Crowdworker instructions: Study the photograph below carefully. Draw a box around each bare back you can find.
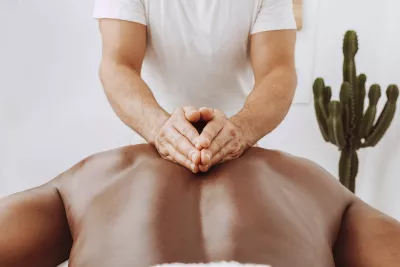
[52,144,353,267]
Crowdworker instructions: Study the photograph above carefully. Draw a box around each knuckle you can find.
[157,146,169,157]
[230,151,241,159]
[230,147,242,158]
[158,125,171,137]
[232,141,241,150]
[158,148,169,158]
[229,128,237,137]
[158,129,167,139]
[158,138,167,147]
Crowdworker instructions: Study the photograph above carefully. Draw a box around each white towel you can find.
[152,262,271,267]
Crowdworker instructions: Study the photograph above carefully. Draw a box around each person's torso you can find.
[141,0,261,116]
[58,145,351,267]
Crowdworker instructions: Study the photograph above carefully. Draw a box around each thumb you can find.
[183,106,201,123]
[199,107,214,121]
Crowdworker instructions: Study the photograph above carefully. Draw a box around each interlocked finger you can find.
[173,115,201,148]
[164,143,198,173]
[199,137,241,172]
[197,109,227,149]
[167,126,200,165]
[211,139,241,165]
[201,126,234,165]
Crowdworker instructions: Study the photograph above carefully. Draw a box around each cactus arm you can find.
[343,31,359,89]
[315,101,330,142]
[359,106,377,139]
[339,82,351,140]
[324,86,332,115]
[327,118,337,146]
[359,84,382,139]
[363,85,399,147]
[342,31,359,147]
[327,101,346,149]
[356,74,367,133]
[313,78,330,142]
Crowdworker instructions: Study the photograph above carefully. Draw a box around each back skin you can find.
[1,144,399,267]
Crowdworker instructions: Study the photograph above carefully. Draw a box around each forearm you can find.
[0,185,72,267]
[100,61,169,144]
[231,66,297,146]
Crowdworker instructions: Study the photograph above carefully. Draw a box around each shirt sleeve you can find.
[93,0,147,25]
[251,0,297,34]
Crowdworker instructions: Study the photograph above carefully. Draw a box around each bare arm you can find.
[334,199,400,267]
[0,185,72,267]
[98,19,216,172]
[231,30,297,146]
[98,19,169,144]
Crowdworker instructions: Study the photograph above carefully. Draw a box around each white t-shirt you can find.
[93,0,296,117]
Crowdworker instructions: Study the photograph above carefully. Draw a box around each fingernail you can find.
[200,165,209,172]
[195,143,202,150]
[191,164,196,173]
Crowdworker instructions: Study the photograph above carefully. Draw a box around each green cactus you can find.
[339,82,351,135]
[313,30,399,193]
[359,85,381,139]
[363,85,399,147]
[327,101,346,148]
[313,78,329,142]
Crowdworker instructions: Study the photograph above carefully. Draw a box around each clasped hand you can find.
[154,106,250,173]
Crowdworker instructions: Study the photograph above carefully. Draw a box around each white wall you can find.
[1,0,399,220]
[260,0,400,219]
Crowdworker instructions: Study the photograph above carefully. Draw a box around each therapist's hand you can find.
[154,106,213,173]
[196,109,250,172]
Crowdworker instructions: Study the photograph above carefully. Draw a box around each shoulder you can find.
[242,147,354,201]
[51,144,159,193]
[55,144,156,180]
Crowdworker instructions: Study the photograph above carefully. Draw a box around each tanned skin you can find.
[1,145,400,267]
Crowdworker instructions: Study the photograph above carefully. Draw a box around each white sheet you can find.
[152,262,271,267]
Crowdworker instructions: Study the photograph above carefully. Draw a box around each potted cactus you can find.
[313,30,399,193]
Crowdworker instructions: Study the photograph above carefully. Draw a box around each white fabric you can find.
[152,262,271,267]
[93,0,296,117]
